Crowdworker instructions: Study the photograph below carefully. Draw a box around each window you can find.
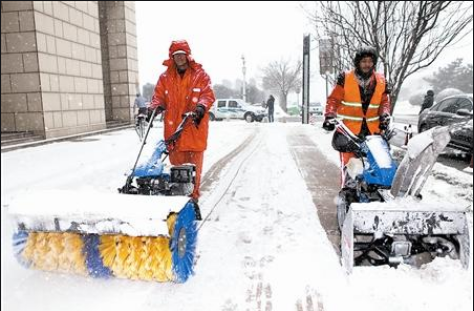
[434,98,455,112]
[229,101,239,108]
[217,101,226,108]
[442,100,460,113]
[457,99,473,112]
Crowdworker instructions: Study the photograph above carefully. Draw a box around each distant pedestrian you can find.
[134,93,148,115]
[266,95,275,123]
[134,93,148,126]
[419,90,435,114]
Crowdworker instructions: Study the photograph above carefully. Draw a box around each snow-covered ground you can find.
[2,121,472,311]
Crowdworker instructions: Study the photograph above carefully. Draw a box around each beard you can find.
[355,66,373,80]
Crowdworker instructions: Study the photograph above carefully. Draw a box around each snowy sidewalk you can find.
[190,124,346,311]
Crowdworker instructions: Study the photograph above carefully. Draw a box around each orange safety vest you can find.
[338,70,385,135]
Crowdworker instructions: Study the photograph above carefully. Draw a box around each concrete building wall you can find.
[1,1,44,135]
[33,1,106,138]
[1,1,139,140]
[99,1,138,123]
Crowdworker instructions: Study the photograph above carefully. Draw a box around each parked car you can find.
[300,102,324,116]
[418,93,473,153]
[310,102,324,116]
[209,99,267,122]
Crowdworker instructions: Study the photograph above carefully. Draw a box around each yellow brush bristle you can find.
[63,233,87,274]
[98,213,177,282]
[99,235,173,281]
[98,235,118,267]
[22,232,38,264]
[22,232,86,275]
[19,213,178,281]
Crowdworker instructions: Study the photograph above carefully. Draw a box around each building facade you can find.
[1,1,139,139]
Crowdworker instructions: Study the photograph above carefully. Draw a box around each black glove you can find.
[322,116,336,131]
[193,105,206,125]
[146,106,164,123]
[379,113,391,131]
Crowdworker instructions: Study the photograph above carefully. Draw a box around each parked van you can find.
[210,99,267,122]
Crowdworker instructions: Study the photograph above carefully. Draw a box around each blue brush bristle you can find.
[171,202,198,283]
[83,234,113,278]
[12,230,31,268]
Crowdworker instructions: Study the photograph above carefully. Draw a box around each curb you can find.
[1,125,134,153]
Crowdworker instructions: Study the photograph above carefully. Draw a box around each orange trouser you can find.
[339,152,356,188]
[169,150,204,200]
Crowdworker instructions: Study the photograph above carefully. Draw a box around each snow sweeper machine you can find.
[9,111,200,283]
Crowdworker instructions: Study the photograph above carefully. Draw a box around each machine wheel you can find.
[245,113,255,123]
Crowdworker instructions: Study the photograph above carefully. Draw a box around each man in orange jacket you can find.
[149,40,216,219]
[323,46,392,190]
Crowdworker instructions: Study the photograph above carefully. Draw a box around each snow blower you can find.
[9,111,200,282]
[331,120,470,273]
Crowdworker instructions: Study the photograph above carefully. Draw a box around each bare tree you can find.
[305,1,473,112]
[262,59,302,112]
[424,58,473,93]
[213,84,236,99]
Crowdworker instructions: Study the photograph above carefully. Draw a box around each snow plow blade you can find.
[391,126,451,198]
[341,201,470,274]
[8,190,198,283]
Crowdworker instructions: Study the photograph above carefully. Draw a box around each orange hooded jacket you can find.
[150,40,216,152]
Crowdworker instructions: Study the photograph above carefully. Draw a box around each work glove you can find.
[193,104,206,126]
[322,116,336,131]
[146,106,165,123]
[379,113,391,131]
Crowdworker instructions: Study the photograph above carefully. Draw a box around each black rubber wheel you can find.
[244,113,255,123]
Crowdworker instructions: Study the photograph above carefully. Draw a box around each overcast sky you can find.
[136,1,473,103]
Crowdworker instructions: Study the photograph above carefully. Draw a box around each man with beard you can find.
[322,46,391,193]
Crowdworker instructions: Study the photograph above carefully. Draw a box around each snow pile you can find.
[350,258,473,311]
[275,104,290,118]
[7,190,190,236]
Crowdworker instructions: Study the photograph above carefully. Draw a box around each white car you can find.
[300,102,324,116]
[209,99,267,122]
[309,102,323,115]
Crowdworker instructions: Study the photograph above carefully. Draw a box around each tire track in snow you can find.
[198,129,263,230]
[200,130,258,191]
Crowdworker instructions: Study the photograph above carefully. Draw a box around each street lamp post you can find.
[242,55,247,102]
[302,35,310,124]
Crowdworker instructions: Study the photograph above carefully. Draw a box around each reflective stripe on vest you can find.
[337,114,380,122]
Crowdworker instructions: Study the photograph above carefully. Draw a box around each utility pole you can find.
[242,55,247,102]
[302,35,310,124]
